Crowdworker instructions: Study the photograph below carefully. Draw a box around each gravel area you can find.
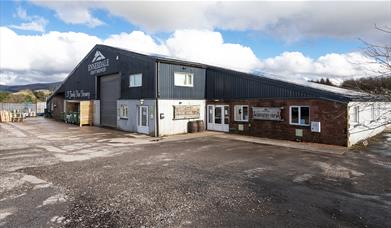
[1,118,390,227]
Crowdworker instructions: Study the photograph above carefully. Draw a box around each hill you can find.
[341,76,391,97]
[0,82,61,93]
[0,89,53,103]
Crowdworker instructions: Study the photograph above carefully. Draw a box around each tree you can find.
[362,25,391,78]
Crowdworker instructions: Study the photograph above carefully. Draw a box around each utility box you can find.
[311,121,321,133]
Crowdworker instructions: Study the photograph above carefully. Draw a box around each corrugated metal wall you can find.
[158,62,206,99]
[206,67,349,101]
[119,52,156,99]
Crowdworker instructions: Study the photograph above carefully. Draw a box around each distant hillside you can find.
[0,82,61,93]
[0,89,52,103]
[341,76,391,97]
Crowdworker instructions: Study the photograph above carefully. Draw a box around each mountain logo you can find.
[92,51,105,63]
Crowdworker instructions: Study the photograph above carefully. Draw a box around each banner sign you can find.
[66,90,91,99]
[252,107,281,121]
[173,105,200,119]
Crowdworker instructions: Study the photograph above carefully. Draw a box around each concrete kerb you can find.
[211,133,347,156]
[158,131,347,156]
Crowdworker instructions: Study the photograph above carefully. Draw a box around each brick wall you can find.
[207,99,348,146]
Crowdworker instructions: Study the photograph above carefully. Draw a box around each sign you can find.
[252,107,281,121]
[173,105,200,119]
[66,90,91,99]
[88,50,109,75]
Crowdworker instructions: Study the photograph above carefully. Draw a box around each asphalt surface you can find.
[1,118,391,227]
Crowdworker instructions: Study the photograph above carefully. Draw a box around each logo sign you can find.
[66,90,91,99]
[88,50,109,75]
[252,107,281,121]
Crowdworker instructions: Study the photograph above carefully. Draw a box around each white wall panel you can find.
[158,99,205,136]
[348,102,391,146]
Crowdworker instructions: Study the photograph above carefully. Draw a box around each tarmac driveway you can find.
[0,118,390,227]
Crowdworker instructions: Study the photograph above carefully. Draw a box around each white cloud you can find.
[104,31,169,55]
[0,27,382,85]
[10,7,48,32]
[0,27,101,84]
[30,1,391,42]
[165,30,260,72]
[260,51,381,83]
[32,1,103,27]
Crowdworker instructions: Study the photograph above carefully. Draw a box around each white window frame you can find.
[234,105,249,122]
[289,106,310,126]
[138,105,148,127]
[119,104,128,119]
[370,104,375,121]
[352,106,360,123]
[129,73,142,87]
[174,72,194,87]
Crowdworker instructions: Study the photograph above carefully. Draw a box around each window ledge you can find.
[289,123,310,127]
[174,85,194,87]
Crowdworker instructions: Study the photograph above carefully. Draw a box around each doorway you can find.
[207,105,229,132]
[137,105,149,134]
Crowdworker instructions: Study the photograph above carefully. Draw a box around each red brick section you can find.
[207,99,348,146]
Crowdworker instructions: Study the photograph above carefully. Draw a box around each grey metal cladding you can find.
[118,51,156,99]
[158,62,206,99]
[206,67,351,102]
[58,45,120,100]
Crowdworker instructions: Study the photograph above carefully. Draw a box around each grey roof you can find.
[49,44,384,102]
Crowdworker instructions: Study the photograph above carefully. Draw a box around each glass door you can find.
[137,106,149,134]
[207,105,229,132]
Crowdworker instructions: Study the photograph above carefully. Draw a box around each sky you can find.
[0,0,390,85]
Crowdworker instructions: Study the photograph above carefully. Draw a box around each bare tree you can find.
[341,25,391,100]
[362,25,391,77]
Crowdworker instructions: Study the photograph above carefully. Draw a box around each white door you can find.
[207,105,229,132]
[137,106,149,134]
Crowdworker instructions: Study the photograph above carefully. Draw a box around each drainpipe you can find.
[155,61,159,137]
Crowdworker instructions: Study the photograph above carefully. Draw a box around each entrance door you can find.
[207,105,229,132]
[137,106,149,134]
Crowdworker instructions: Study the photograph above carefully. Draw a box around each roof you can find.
[49,44,384,102]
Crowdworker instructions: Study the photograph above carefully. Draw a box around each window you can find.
[129,73,142,87]
[234,105,249,122]
[370,104,375,121]
[120,104,128,119]
[377,104,381,118]
[290,106,310,126]
[174,72,193,87]
[352,106,359,123]
[208,105,213,123]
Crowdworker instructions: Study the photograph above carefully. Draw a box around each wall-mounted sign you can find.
[173,105,200,119]
[66,90,91,99]
[88,50,109,75]
[252,107,282,121]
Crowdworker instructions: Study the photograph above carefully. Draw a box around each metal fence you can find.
[0,102,46,114]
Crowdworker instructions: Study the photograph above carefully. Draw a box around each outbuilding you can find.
[47,44,391,147]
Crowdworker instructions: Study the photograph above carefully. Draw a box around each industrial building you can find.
[47,44,391,147]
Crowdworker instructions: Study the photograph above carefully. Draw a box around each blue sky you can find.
[0,1,389,85]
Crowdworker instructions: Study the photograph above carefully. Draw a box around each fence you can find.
[0,102,46,114]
